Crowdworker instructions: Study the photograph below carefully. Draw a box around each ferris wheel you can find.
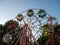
[2,9,58,45]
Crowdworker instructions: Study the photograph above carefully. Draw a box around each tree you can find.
[41,24,52,36]
[0,20,19,45]
[37,24,60,45]
[37,35,48,45]
[37,24,51,45]
[54,24,60,33]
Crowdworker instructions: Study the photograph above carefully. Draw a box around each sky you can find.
[0,0,60,24]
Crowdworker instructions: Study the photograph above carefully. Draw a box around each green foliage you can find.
[37,24,51,45]
[4,20,19,31]
[0,24,5,37]
[37,35,48,45]
[41,24,52,36]
[54,24,60,33]
[0,19,60,45]
[0,24,7,45]
[0,20,19,45]
[37,24,60,45]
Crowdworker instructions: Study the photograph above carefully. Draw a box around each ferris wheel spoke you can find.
[7,29,19,34]
[30,24,40,33]
[30,24,40,29]
[33,28,40,31]
[28,16,35,24]
[32,28,40,32]
[30,20,41,26]
[15,36,21,45]
[22,19,26,24]
[32,35,40,45]
[31,20,38,25]
[28,17,32,25]
[23,15,29,24]
[6,30,15,34]
[28,14,40,25]
[31,27,40,36]
[27,17,31,23]
[10,35,19,45]
[41,16,49,20]
[10,31,21,45]
[34,30,40,37]
[15,35,23,45]
[10,38,17,45]
[34,24,40,27]
[30,18,39,25]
